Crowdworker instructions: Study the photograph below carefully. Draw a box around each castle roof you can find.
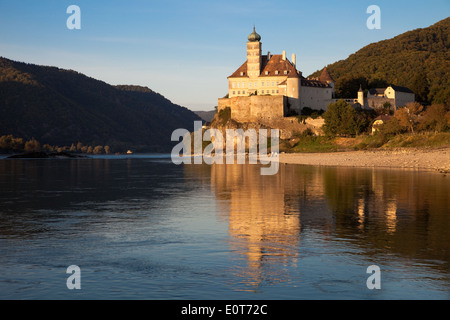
[228,54,300,79]
[369,85,414,95]
[319,67,334,83]
[369,88,386,95]
[301,78,331,88]
[388,85,414,94]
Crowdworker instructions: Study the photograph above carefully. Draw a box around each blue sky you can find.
[0,1,449,111]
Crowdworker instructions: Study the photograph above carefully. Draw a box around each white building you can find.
[359,85,415,110]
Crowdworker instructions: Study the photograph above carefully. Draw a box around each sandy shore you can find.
[279,147,450,173]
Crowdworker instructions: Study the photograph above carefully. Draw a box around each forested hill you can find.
[309,17,450,105]
[0,57,202,152]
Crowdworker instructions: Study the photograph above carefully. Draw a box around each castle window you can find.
[237,83,240,88]
[249,82,252,88]
[275,70,279,75]
[232,91,235,95]
[284,70,288,75]
[265,71,269,75]
[261,82,264,86]
[238,91,240,94]
[272,82,275,86]
[243,83,246,88]
[262,90,265,94]
[272,90,275,94]
[266,82,269,87]
[240,72,244,76]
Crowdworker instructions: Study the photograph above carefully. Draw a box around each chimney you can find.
[292,53,296,67]
[282,50,286,61]
[267,51,271,60]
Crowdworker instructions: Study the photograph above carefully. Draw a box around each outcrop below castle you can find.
[210,107,324,141]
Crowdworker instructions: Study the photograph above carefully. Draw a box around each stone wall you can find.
[218,95,286,123]
[366,97,395,110]
[394,92,415,108]
[300,85,333,111]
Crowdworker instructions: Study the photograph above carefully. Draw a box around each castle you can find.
[357,85,415,111]
[218,27,415,123]
[218,27,334,123]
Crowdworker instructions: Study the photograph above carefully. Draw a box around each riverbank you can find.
[279,147,450,173]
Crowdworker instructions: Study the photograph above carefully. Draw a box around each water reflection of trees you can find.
[0,159,183,238]
[323,167,450,266]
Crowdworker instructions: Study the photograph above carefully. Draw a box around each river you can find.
[0,155,448,299]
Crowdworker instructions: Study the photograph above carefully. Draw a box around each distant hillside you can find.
[0,57,201,152]
[194,110,216,122]
[309,17,450,105]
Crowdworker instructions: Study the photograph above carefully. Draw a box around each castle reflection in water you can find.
[185,163,450,288]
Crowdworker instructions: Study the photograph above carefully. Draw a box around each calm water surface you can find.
[0,154,448,299]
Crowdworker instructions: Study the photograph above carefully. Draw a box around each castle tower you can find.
[319,67,335,97]
[247,26,262,78]
[358,85,365,107]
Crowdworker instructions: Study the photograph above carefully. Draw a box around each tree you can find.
[379,117,404,136]
[323,100,362,136]
[368,78,389,89]
[410,72,430,105]
[355,108,377,133]
[93,145,104,154]
[420,104,449,132]
[0,135,24,151]
[335,76,368,99]
[394,102,424,133]
[24,138,41,152]
[381,102,393,115]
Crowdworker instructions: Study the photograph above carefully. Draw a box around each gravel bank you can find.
[279,147,450,173]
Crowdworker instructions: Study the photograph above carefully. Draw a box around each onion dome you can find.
[248,26,261,42]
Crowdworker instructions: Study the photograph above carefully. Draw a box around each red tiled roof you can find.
[228,61,248,78]
[374,115,392,122]
[228,54,300,79]
[301,79,331,88]
[319,67,334,82]
[260,55,299,78]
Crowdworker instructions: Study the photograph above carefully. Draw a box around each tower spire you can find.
[248,26,261,42]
